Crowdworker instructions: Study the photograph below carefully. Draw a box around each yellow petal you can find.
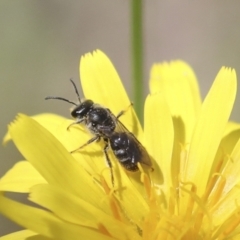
[231,233,240,240]
[210,121,240,178]
[149,61,201,143]
[210,136,240,226]
[224,121,240,137]
[213,135,240,206]
[0,230,38,240]
[144,93,174,194]
[210,184,240,227]
[223,147,240,181]
[103,151,150,228]
[183,67,237,196]
[80,49,143,138]
[29,184,140,240]
[4,113,107,179]
[0,194,113,240]
[3,114,67,145]
[221,123,240,155]
[29,184,112,226]
[24,235,47,240]
[0,161,46,193]
[8,114,106,208]
[35,114,104,175]
[33,114,94,152]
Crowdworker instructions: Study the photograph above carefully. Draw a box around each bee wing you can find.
[115,120,131,133]
[127,132,152,168]
[111,112,132,133]
[110,111,152,168]
[114,118,152,168]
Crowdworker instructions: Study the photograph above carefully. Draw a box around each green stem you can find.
[131,0,144,123]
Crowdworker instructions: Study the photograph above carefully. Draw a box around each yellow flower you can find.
[0,50,239,239]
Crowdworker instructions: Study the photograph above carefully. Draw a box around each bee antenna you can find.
[69,79,81,104]
[45,96,78,106]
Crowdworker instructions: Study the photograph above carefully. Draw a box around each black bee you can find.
[45,79,152,185]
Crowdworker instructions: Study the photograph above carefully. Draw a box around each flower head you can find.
[1,50,240,240]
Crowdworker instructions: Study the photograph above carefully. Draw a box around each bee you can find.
[45,79,152,186]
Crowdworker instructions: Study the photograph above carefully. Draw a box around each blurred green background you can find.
[1,0,240,236]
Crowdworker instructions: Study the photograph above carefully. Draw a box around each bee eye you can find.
[92,122,96,127]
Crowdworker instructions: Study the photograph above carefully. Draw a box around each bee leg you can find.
[70,135,100,153]
[67,119,84,131]
[116,102,133,119]
[103,140,114,188]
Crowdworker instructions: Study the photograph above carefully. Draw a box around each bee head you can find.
[71,99,94,119]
